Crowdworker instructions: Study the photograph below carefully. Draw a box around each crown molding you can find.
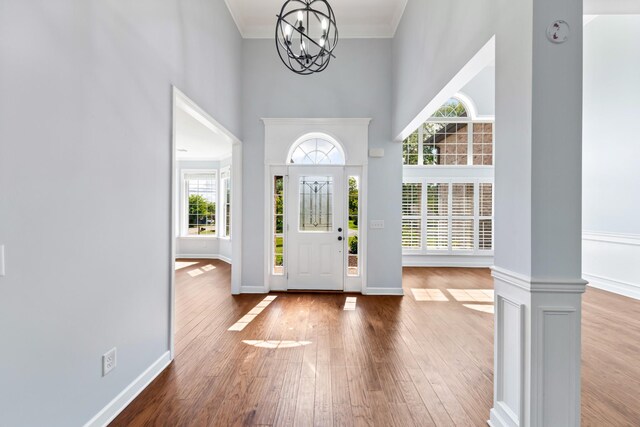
[223,1,408,39]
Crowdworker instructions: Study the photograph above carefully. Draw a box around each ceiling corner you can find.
[389,0,409,37]
[223,0,246,38]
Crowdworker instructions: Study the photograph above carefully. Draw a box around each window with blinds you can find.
[402,183,422,248]
[451,183,474,250]
[478,183,493,250]
[426,183,448,250]
[403,179,494,254]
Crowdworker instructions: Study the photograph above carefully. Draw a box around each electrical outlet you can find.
[102,348,117,376]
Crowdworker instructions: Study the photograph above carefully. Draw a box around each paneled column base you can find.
[488,267,586,427]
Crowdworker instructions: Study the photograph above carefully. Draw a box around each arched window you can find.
[288,137,345,165]
[432,97,468,118]
[402,95,493,166]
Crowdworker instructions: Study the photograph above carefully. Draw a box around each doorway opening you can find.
[170,87,242,357]
[265,129,366,293]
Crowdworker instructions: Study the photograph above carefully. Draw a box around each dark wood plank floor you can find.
[111,262,640,426]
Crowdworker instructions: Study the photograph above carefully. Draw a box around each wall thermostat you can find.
[547,20,570,44]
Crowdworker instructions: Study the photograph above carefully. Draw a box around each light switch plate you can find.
[370,220,385,229]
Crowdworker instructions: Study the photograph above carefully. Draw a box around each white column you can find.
[490,0,585,425]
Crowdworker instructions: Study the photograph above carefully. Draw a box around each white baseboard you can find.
[176,254,231,264]
[402,254,494,268]
[84,351,171,427]
[365,287,404,296]
[239,285,269,294]
[584,273,640,300]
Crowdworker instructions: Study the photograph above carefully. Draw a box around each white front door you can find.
[287,166,345,290]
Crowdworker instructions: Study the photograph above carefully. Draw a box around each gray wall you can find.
[241,39,401,290]
[391,0,496,137]
[583,16,640,235]
[0,1,241,426]
[461,66,496,117]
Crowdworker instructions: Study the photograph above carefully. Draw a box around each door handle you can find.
[338,227,343,232]
[338,236,343,241]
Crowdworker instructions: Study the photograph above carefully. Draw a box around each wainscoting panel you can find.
[583,231,640,300]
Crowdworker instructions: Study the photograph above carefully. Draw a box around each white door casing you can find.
[287,166,345,290]
[261,118,370,295]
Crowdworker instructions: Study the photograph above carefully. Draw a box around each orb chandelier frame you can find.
[275,0,338,75]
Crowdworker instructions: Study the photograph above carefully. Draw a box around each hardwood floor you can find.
[111,262,640,426]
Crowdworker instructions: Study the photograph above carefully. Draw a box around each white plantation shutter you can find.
[451,219,474,250]
[402,179,494,255]
[425,183,449,250]
[451,183,474,250]
[402,183,422,248]
[478,183,493,250]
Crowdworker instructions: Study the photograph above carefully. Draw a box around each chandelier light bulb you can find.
[284,24,293,41]
[319,37,325,48]
[297,11,304,23]
[322,19,328,31]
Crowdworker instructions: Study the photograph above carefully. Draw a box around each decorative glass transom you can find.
[432,98,468,118]
[289,138,345,165]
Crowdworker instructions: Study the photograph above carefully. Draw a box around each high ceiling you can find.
[175,106,232,161]
[224,0,408,38]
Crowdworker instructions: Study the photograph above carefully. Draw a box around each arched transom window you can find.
[432,97,468,118]
[289,138,345,165]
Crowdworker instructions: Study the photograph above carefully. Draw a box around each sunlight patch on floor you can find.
[175,261,199,271]
[242,340,312,349]
[187,268,204,277]
[344,296,357,311]
[411,288,449,301]
[463,304,494,314]
[228,295,278,332]
[447,289,494,302]
[201,264,216,272]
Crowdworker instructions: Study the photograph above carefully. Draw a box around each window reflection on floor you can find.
[411,288,449,301]
[463,304,495,314]
[242,340,312,349]
[447,289,494,302]
[410,287,494,313]
[228,295,277,331]
[175,261,199,271]
[343,296,357,310]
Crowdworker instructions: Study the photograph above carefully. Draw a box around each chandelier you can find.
[275,0,338,75]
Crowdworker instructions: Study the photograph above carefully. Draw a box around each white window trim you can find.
[180,168,219,239]
[403,117,495,167]
[219,166,231,240]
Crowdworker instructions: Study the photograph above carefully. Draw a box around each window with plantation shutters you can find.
[402,183,422,248]
[451,183,474,250]
[478,183,493,250]
[402,179,494,255]
[426,183,448,250]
